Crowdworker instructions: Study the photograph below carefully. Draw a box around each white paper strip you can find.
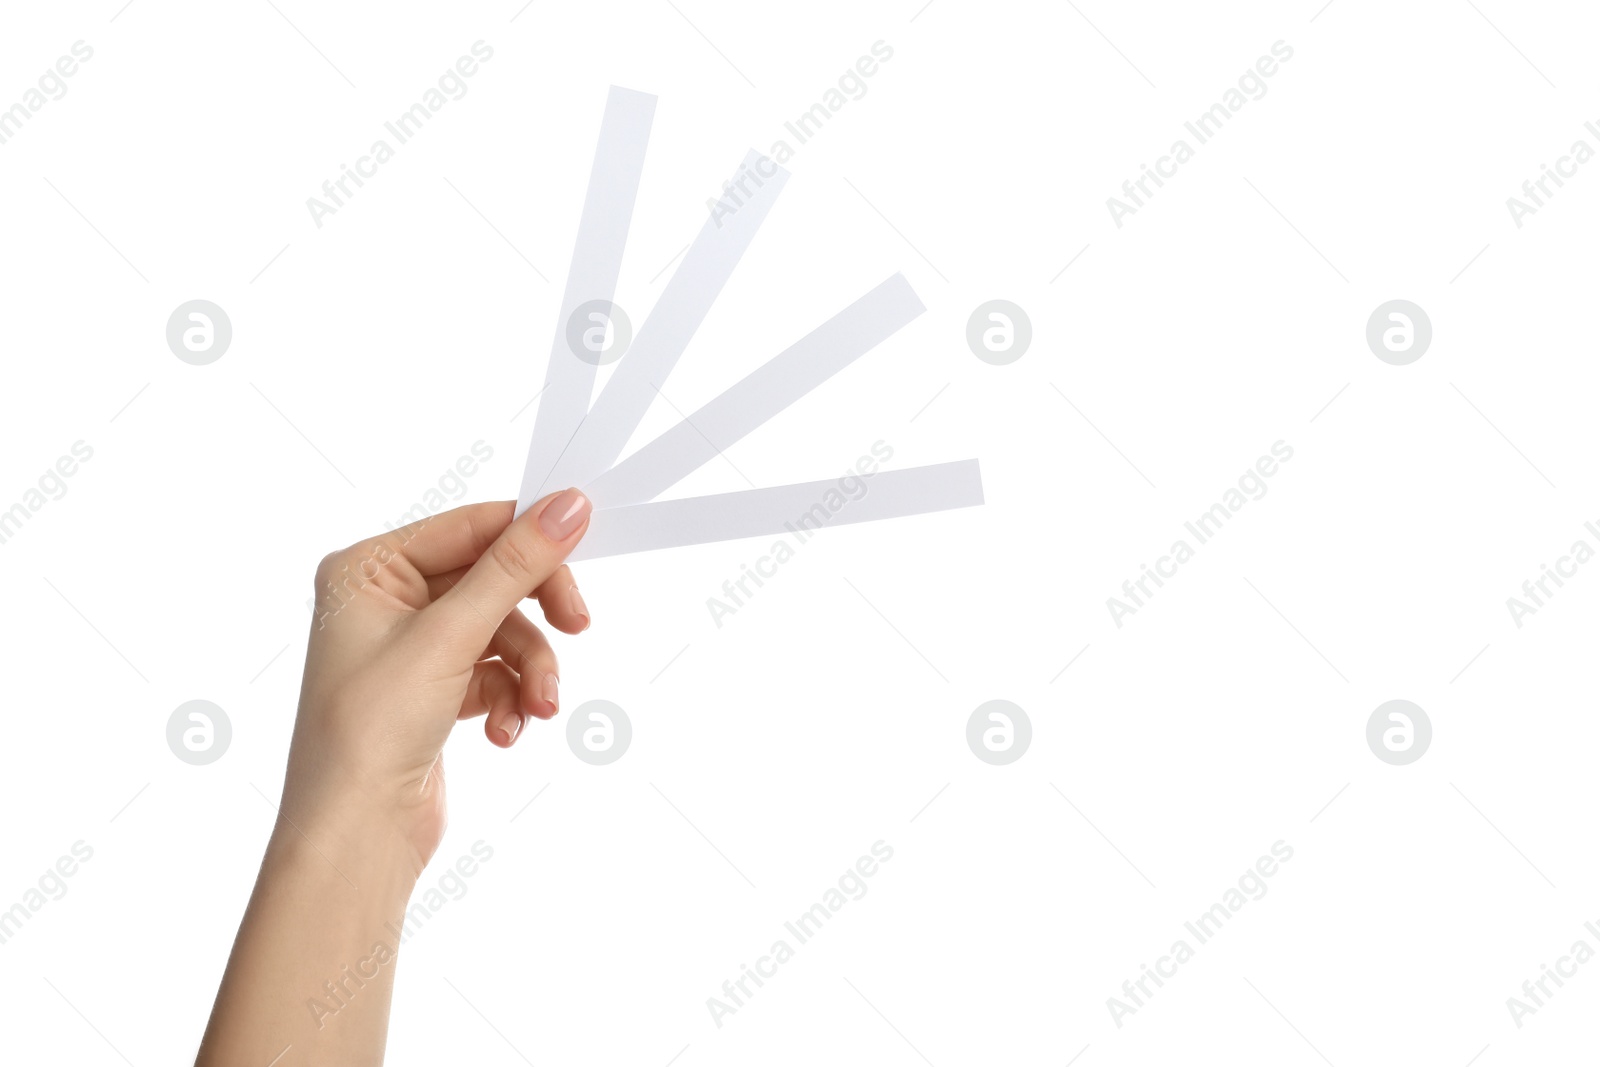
[585,273,924,509]
[516,86,656,518]
[570,459,983,560]
[536,150,790,497]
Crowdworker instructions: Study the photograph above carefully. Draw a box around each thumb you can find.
[428,488,591,656]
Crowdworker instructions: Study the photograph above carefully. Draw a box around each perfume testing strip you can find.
[569,459,985,561]
[516,86,656,518]
[585,272,925,509]
[540,149,790,496]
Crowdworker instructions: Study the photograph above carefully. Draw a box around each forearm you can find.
[197,812,420,1066]
[197,496,589,1061]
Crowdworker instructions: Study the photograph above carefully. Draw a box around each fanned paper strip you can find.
[586,273,924,509]
[570,460,984,560]
[541,149,789,496]
[516,87,656,518]
[517,87,984,558]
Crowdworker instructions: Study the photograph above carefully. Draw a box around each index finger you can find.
[376,500,515,576]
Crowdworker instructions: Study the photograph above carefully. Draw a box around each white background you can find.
[1,1,1597,1064]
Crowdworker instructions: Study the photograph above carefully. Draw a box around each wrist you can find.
[278,743,448,883]
[264,795,423,910]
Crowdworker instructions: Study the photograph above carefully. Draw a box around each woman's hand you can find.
[197,491,592,1067]
[287,489,593,870]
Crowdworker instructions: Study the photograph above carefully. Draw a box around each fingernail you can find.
[543,673,559,715]
[501,714,520,745]
[570,585,590,630]
[539,488,591,541]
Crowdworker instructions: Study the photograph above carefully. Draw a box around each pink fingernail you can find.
[501,715,520,744]
[539,488,591,541]
[543,673,559,715]
[570,585,590,630]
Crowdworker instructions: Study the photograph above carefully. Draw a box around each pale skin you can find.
[196,489,593,1066]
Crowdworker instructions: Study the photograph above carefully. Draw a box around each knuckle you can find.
[536,650,559,679]
[488,533,539,583]
[506,636,554,676]
[313,550,348,587]
[314,538,399,590]
[350,539,394,578]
